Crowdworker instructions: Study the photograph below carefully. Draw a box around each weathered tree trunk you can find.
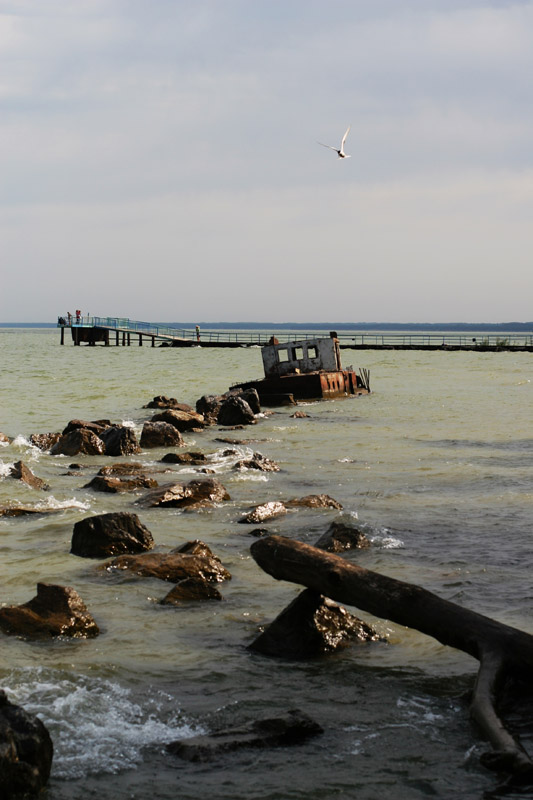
[250,534,533,774]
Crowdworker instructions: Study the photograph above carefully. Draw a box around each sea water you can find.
[0,328,532,799]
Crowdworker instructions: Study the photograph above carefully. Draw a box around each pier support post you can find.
[127,332,131,346]
[115,331,119,346]
[151,336,155,347]
[139,334,142,346]
[60,327,64,345]
[122,332,126,346]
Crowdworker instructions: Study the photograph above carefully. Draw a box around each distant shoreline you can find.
[2,321,533,332]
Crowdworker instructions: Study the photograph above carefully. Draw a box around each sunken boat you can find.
[231,332,370,405]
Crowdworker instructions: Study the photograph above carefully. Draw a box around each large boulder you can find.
[99,425,140,456]
[137,478,230,509]
[140,421,184,448]
[239,502,287,524]
[105,552,231,583]
[0,689,54,799]
[195,395,223,425]
[217,396,255,426]
[0,583,99,639]
[8,462,49,491]
[237,388,261,415]
[151,409,205,432]
[29,432,61,451]
[314,520,370,552]
[50,428,105,456]
[249,588,381,658]
[166,709,322,761]
[71,512,154,558]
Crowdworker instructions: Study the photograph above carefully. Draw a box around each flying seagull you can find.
[318,125,351,159]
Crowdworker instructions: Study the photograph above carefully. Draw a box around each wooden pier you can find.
[57,317,533,352]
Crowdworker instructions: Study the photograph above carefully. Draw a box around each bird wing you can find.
[341,126,351,149]
[318,142,338,152]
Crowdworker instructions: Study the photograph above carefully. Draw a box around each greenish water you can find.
[0,328,532,799]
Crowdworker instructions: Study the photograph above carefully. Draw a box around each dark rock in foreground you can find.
[140,421,184,448]
[8,461,49,491]
[105,552,231,583]
[239,502,287,524]
[160,451,208,465]
[0,689,54,799]
[195,394,223,424]
[71,512,154,558]
[249,588,381,659]
[217,396,255,427]
[161,578,223,603]
[286,494,343,510]
[314,520,371,552]
[51,428,105,456]
[166,709,322,761]
[137,478,230,509]
[99,425,140,457]
[0,583,99,639]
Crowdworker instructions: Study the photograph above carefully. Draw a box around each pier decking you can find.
[57,317,533,351]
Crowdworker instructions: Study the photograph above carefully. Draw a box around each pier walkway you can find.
[57,316,533,351]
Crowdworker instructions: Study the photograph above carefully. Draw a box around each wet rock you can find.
[160,452,208,465]
[166,709,322,761]
[62,419,111,436]
[249,588,381,659]
[137,478,230,509]
[99,425,140,457]
[286,494,343,510]
[233,452,280,472]
[152,409,205,432]
[160,578,223,604]
[143,396,194,411]
[314,520,370,552]
[247,528,270,537]
[8,461,49,491]
[217,396,255,426]
[105,552,231,583]
[0,432,10,444]
[195,395,223,425]
[239,502,287,524]
[140,421,184,448]
[0,689,53,799]
[97,463,145,476]
[237,388,261,415]
[171,540,217,559]
[290,411,310,418]
[51,428,105,456]
[0,506,69,517]
[29,432,61,451]
[83,475,158,493]
[0,583,99,639]
[71,512,154,558]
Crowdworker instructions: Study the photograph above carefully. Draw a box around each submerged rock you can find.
[140,421,184,448]
[239,502,287,524]
[143,396,194,411]
[97,463,146,476]
[71,511,154,558]
[166,709,323,761]
[137,478,230,509]
[171,540,218,559]
[314,520,370,552]
[160,578,223,604]
[83,475,158,493]
[0,689,54,799]
[0,583,99,639]
[285,494,343,510]
[160,452,208,465]
[249,588,381,659]
[8,461,49,491]
[105,552,231,583]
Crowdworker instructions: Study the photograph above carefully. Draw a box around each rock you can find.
[0,689,53,799]
[290,411,309,418]
[152,409,205,432]
[29,432,61,450]
[137,478,230,509]
[239,502,287,524]
[247,528,270,537]
[314,520,371,552]
[195,395,224,424]
[160,578,223,603]
[286,494,343,510]
[160,452,208,465]
[171,540,217,559]
[0,506,71,517]
[105,552,231,583]
[143,396,194,411]
[0,432,10,444]
[99,425,140,456]
[71,512,154,558]
[8,461,49,491]
[140,421,184,448]
[249,588,381,659]
[217,396,255,426]
[233,452,280,472]
[97,463,145,476]
[62,419,111,436]
[166,709,322,761]
[83,475,158,493]
[0,583,99,639]
[50,428,105,456]
[237,388,261,415]
[260,393,296,407]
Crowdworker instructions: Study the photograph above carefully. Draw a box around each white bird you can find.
[318,125,351,159]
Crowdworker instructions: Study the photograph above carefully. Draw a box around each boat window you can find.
[307,345,318,359]
[277,348,289,363]
[293,347,304,360]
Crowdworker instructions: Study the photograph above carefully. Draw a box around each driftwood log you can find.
[250,535,533,775]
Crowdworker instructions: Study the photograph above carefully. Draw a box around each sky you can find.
[1,0,533,323]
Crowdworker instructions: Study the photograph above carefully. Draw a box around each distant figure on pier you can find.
[67,312,72,324]
[76,310,81,323]
[196,325,200,342]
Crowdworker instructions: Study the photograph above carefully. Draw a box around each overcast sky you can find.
[1,0,532,323]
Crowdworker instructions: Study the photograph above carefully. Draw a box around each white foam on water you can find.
[5,670,201,780]
[30,496,91,511]
[370,527,404,549]
[231,472,269,483]
[0,460,14,477]
[121,419,136,429]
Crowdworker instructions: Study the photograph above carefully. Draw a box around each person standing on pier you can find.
[196,325,200,342]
